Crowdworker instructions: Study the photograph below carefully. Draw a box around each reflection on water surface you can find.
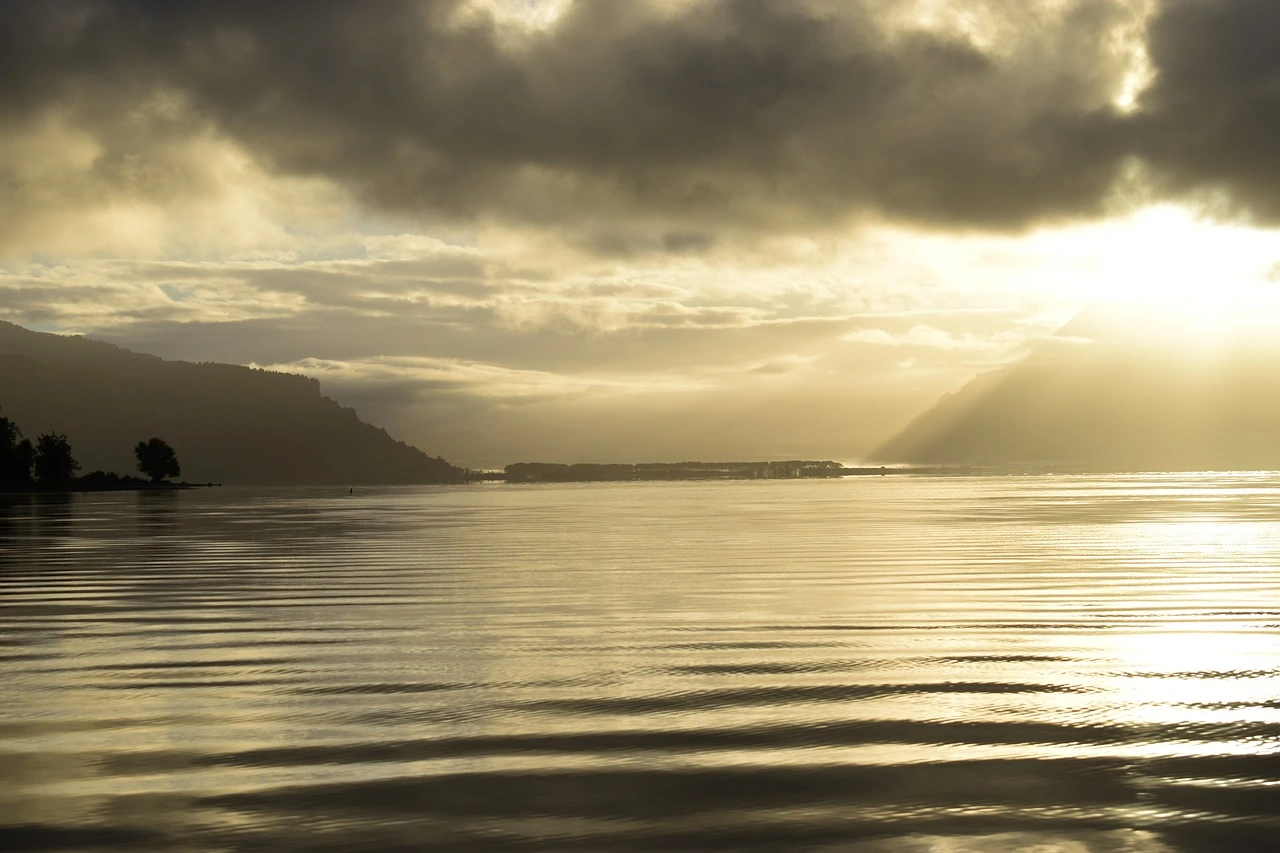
[4,475,1280,851]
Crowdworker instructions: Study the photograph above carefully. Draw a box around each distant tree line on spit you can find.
[1,408,182,489]
[503,460,848,483]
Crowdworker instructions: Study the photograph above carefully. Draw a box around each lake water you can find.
[4,475,1280,851]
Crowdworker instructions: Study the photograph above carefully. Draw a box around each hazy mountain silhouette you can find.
[0,322,464,485]
[874,305,1280,471]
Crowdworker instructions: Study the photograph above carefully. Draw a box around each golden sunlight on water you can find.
[3,475,1280,851]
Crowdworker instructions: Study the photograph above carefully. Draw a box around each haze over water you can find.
[5,475,1280,851]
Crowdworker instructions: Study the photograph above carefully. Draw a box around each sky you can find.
[2,0,1280,468]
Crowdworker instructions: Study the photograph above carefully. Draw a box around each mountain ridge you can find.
[0,321,465,485]
[872,309,1280,471]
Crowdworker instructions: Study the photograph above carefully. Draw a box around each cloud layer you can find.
[3,0,1276,255]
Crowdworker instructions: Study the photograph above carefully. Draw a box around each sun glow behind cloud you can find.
[1027,205,1280,340]
[460,0,572,33]
[1090,207,1280,326]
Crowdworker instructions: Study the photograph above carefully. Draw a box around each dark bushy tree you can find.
[34,433,80,484]
[135,437,181,482]
[0,409,34,485]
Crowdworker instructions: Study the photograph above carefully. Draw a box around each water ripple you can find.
[5,476,1280,850]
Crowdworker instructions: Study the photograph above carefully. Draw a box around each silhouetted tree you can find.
[34,433,80,484]
[134,437,181,482]
[0,410,17,449]
[0,409,34,485]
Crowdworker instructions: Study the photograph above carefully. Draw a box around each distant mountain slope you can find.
[873,308,1280,471]
[0,322,465,485]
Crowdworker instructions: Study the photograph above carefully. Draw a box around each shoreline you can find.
[1,481,217,495]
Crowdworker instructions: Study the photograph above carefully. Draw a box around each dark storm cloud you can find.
[0,0,1143,237]
[1137,0,1280,221]
[5,0,1280,239]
